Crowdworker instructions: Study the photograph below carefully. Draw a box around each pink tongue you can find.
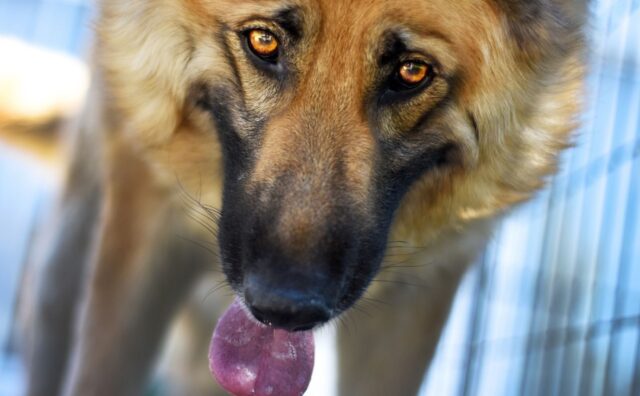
[209,298,315,396]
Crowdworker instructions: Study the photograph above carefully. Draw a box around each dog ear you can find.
[494,0,590,18]
[494,0,545,20]
[494,0,589,62]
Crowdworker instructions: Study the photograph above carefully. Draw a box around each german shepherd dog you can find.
[17,0,588,395]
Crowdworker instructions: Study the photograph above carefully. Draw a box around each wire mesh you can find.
[0,0,638,395]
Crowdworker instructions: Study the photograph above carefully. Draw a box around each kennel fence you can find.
[0,0,638,395]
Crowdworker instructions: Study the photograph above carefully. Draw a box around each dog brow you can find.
[273,7,303,40]
[379,32,407,66]
[379,26,452,66]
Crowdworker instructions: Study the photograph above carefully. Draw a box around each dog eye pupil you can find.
[248,29,279,59]
[398,61,430,86]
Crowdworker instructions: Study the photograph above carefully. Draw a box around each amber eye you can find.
[247,29,279,60]
[397,61,431,87]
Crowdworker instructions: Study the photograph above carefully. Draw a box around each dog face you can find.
[97,0,586,330]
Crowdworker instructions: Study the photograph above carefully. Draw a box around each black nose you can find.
[244,278,332,332]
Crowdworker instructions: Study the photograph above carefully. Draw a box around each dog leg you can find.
[337,259,470,396]
[24,187,101,396]
[60,142,209,396]
[25,136,102,396]
[338,220,493,396]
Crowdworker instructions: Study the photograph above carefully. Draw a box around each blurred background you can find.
[0,0,638,395]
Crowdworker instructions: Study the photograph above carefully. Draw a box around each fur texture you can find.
[18,0,588,395]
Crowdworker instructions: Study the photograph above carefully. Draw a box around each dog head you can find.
[98,0,587,330]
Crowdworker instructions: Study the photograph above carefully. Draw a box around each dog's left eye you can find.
[395,61,432,89]
[246,29,279,61]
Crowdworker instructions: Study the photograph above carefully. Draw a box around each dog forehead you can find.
[193,0,497,36]
[191,0,499,80]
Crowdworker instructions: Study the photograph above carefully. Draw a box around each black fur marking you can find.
[273,7,303,41]
[217,153,382,321]
[333,136,458,313]
[378,28,451,68]
[216,24,248,106]
[377,140,456,197]
[195,83,255,291]
[379,32,408,67]
[193,84,250,172]
[405,90,454,135]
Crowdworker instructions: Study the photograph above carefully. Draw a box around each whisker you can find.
[359,296,389,308]
[202,280,231,302]
[350,302,373,319]
[184,210,218,238]
[178,235,220,258]
[370,278,427,289]
[176,176,221,223]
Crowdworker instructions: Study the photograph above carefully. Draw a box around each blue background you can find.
[0,0,638,395]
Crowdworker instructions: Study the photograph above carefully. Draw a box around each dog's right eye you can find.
[246,29,279,62]
[398,61,430,86]
[393,60,433,91]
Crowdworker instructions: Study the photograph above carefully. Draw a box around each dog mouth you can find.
[209,298,315,396]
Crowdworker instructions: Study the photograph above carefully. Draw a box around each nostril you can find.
[249,306,269,325]
[244,284,332,331]
[251,302,330,331]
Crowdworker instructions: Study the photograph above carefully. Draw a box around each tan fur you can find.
[94,0,585,244]
[16,0,588,395]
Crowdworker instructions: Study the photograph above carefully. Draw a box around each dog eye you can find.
[247,29,279,61]
[396,61,432,88]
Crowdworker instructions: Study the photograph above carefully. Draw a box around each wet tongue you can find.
[209,298,315,396]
